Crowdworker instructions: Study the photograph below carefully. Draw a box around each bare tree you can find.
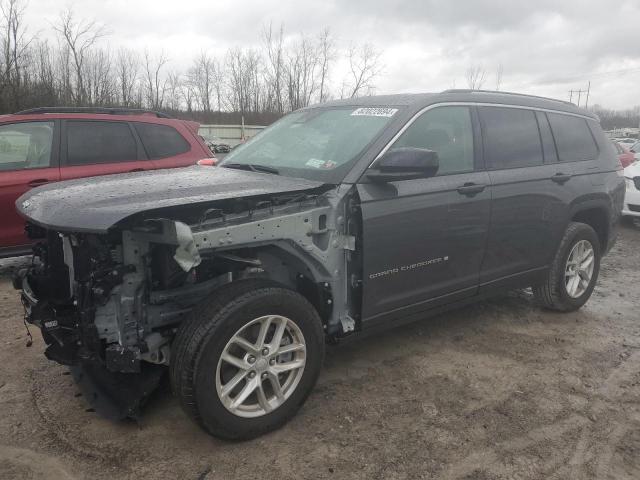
[494,63,503,91]
[211,57,224,111]
[0,0,32,109]
[180,79,195,112]
[226,47,262,115]
[317,27,334,103]
[285,35,319,110]
[0,8,407,121]
[465,64,486,90]
[189,51,216,112]
[32,40,55,102]
[143,48,168,109]
[345,42,382,98]
[165,70,182,110]
[115,47,138,106]
[262,23,285,113]
[53,8,107,105]
[85,48,114,105]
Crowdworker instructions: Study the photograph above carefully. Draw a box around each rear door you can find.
[358,105,491,324]
[133,122,200,169]
[0,120,60,251]
[478,106,574,290]
[546,112,602,188]
[59,120,150,180]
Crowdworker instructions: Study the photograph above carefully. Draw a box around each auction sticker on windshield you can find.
[351,107,398,117]
[306,158,337,169]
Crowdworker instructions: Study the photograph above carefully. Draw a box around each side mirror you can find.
[367,147,439,182]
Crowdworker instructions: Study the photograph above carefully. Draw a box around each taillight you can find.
[197,158,217,167]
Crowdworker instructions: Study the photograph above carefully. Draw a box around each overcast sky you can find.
[22,0,640,110]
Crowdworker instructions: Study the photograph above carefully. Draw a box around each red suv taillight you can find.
[197,158,217,167]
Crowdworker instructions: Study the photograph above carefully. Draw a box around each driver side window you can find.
[392,106,474,176]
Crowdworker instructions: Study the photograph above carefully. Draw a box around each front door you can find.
[0,121,59,253]
[357,105,491,325]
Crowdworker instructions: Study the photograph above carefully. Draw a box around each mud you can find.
[1,224,639,480]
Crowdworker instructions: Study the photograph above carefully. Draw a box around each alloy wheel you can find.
[215,315,306,418]
[564,239,595,298]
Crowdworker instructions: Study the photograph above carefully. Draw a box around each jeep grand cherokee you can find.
[13,90,624,440]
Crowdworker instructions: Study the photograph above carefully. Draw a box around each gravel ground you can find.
[0,223,639,480]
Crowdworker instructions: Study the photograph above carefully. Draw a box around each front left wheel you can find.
[170,279,325,440]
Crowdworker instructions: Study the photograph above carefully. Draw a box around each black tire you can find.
[533,222,601,312]
[170,278,325,440]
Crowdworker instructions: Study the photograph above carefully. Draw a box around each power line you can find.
[548,66,640,84]
[569,81,591,107]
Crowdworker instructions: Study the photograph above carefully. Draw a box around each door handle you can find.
[457,183,486,196]
[551,173,572,184]
[28,178,49,187]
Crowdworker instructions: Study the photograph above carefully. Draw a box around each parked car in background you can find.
[612,141,636,168]
[0,107,213,257]
[202,135,232,154]
[630,141,640,161]
[615,137,637,146]
[623,161,640,220]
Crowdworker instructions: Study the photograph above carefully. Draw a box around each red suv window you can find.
[67,121,138,165]
[0,121,54,171]
[134,123,190,159]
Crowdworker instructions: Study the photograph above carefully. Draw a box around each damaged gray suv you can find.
[14,90,624,440]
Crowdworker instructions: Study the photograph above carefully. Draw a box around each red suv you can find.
[0,107,213,257]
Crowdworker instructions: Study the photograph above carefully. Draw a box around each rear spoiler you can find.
[182,120,214,158]
[182,120,200,134]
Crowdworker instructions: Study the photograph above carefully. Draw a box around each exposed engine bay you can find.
[14,185,362,418]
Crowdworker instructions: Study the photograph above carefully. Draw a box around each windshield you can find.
[219,107,400,183]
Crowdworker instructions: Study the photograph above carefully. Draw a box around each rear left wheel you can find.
[170,279,324,440]
[533,222,601,312]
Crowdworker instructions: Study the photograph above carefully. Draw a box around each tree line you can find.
[0,0,636,128]
[0,0,383,124]
[589,105,640,131]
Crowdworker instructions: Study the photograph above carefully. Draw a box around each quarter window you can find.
[480,107,543,169]
[67,121,137,165]
[0,121,54,171]
[391,106,474,175]
[134,123,190,159]
[547,113,598,162]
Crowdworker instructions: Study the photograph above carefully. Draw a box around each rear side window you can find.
[480,107,543,169]
[134,123,190,159]
[0,121,54,171]
[67,121,137,165]
[547,113,598,162]
[392,106,474,175]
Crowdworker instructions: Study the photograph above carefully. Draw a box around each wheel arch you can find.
[568,197,612,251]
[252,242,337,328]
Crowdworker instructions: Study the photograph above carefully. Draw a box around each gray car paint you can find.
[16,91,623,335]
[15,165,324,233]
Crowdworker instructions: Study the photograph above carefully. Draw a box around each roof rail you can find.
[440,89,576,107]
[14,106,173,118]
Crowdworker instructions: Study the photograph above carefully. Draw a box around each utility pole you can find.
[584,81,591,108]
[568,84,590,107]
